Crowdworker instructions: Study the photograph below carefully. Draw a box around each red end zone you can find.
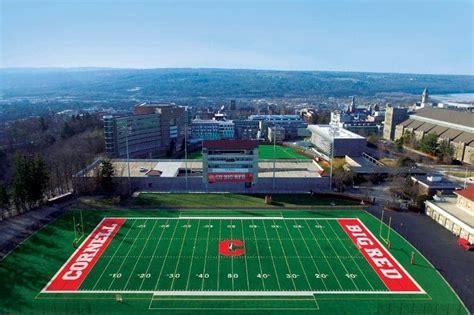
[44,218,126,292]
[338,219,423,293]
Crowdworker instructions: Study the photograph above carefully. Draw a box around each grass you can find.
[0,208,468,314]
[446,171,473,178]
[135,193,360,208]
[185,145,310,160]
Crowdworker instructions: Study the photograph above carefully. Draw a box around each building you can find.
[104,103,186,158]
[233,119,260,140]
[191,119,235,140]
[383,106,409,141]
[410,88,435,111]
[394,108,474,164]
[410,175,460,196]
[202,140,259,186]
[248,115,308,140]
[330,97,384,136]
[425,184,474,244]
[307,124,367,157]
[268,125,285,143]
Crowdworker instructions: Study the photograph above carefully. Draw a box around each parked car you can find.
[457,237,474,251]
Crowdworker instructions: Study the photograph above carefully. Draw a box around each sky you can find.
[0,0,473,75]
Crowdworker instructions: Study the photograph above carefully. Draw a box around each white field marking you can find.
[251,219,267,290]
[123,219,159,290]
[152,220,181,292]
[271,219,298,291]
[261,220,283,290]
[303,219,343,290]
[240,219,251,290]
[200,219,212,290]
[138,219,170,290]
[280,219,315,291]
[40,218,107,293]
[185,219,201,291]
[230,219,235,291]
[315,219,360,291]
[217,220,222,290]
[294,219,328,291]
[107,219,150,290]
[170,219,191,290]
[100,217,357,221]
[355,219,425,294]
[91,219,137,291]
[325,220,375,291]
[42,289,427,295]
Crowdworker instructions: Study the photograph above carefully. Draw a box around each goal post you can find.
[379,210,392,247]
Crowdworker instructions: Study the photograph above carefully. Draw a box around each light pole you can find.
[329,127,336,191]
[125,125,132,195]
[184,122,188,189]
[272,113,276,190]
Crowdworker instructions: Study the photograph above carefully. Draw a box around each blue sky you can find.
[1,0,472,74]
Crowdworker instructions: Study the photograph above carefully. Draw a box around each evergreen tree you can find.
[0,184,9,210]
[12,153,27,210]
[99,159,115,194]
[61,122,75,139]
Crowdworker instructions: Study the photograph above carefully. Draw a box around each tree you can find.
[418,133,438,155]
[0,185,9,210]
[29,155,50,206]
[61,122,75,139]
[99,159,115,194]
[436,140,454,164]
[39,116,48,132]
[397,156,416,167]
[12,153,28,210]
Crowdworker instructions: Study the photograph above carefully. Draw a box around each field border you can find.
[40,216,426,296]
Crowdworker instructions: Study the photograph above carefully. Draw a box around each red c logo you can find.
[218,240,245,256]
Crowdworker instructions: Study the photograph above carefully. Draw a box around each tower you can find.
[421,88,430,106]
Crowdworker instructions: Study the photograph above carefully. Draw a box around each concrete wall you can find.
[74,175,330,194]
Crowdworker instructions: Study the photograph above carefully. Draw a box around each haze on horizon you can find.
[1,0,473,75]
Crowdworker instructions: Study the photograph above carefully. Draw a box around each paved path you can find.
[366,205,474,313]
[0,200,75,260]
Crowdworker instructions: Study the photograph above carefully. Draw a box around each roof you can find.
[455,184,474,201]
[203,140,259,150]
[307,125,365,139]
[414,108,474,128]
[453,132,474,145]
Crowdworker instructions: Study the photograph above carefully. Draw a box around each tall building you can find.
[248,115,307,140]
[268,125,285,143]
[104,102,186,158]
[202,140,259,186]
[234,119,259,139]
[383,106,408,140]
[191,119,235,140]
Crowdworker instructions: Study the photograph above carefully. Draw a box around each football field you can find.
[1,208,468,314]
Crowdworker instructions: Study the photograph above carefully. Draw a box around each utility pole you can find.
[125,125,132,195]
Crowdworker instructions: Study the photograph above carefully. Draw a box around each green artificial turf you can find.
[185,145,310,160]
[0,207,468,314]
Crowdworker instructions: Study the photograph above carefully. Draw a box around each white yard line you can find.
[230,219,235,290]
[314,219,359,290]
[138,219,169,290]
[251,219,267,290]
[294,219,328,291]
[281,219,315,291]
[170,219,191,290]
[185,219,201,290]
[304,219,343,290]
[240,220,251,291]
[200,219,212,290]
[217,220,222,290]
[123,219,159,290]
[152,220,181,292]
[107,219,149,290]
[271,219,297,291]
[91,219,138,290]
[326,220,375,291]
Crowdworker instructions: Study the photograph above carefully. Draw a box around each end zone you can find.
[42,218,126,292]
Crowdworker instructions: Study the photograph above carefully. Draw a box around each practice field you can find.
[0,209,468,314]
[186,144,309,160]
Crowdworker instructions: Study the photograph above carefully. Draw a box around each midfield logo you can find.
[218,240,246,256]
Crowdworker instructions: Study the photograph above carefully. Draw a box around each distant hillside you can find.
[1,68,473,98]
